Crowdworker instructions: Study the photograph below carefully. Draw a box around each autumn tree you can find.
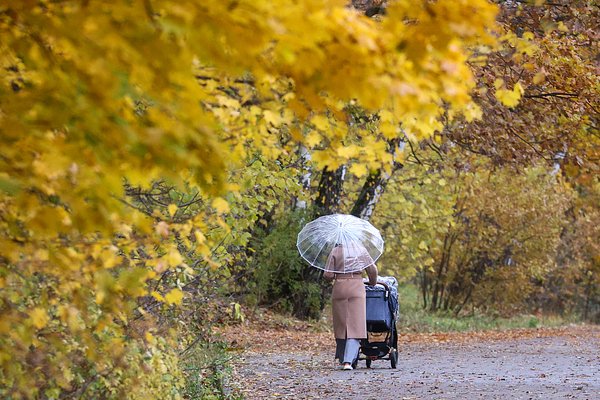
[374,149,573,316]
[430,0,600,317]
[359,0,599,319]
[444,0,599,170]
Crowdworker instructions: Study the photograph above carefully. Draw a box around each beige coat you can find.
[324,246,378,339]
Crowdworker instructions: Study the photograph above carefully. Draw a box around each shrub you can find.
[248,210,326,320]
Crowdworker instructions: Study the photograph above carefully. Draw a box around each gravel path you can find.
[230,328,599,399]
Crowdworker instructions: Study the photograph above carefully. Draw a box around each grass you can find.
[397,284,573,333]
[307,283,576,335]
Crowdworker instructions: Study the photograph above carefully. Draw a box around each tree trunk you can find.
[313,165,346,217]
[421,267,429,309]
[430,234,450,311]
[350,169,394,221]
[442,287,451,311]
[453,285,473,316]
[583,274,592,321]
[350,138,403,220]
[294,145,312,210]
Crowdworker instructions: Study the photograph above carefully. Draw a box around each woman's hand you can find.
[366,264,378,286]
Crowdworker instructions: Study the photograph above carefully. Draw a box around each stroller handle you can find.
[364,280,390,292]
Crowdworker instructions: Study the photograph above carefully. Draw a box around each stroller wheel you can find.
[366,359,372,369]
[351,358,358,369]
[390,349,398,369]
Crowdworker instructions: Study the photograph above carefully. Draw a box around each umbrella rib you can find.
[308,238,331,267]
[297,230,333,256]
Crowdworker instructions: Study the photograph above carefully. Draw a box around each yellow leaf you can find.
[290,126,303,141]
[216,95,240,109]
[496,82,524,108]
[305,131,322,147]
[418,241,428,250]
[514,81,525,95]
[194,230,206,243]
[168,204,178,217]
[380,121,398,139]
[35,249,49,261]
[164,288,184,305]
[494,78,504,90]
[145,331,155,344]
[167,250,183,267]
[463,103,482,122]
[100,247,121,269]
[196,242,211,256]
[523,62,535,71]
[533,72,545,85]
[263,110,282,126]
[349,163,368,178]
[336,145,359,159]
[211,197,230,213]
[558,21,568,32]
[30,307,50,329]
[379,109,394,123]
[310,115,329,131]
[151,291,165,302]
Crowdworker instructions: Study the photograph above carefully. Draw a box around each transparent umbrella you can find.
[296,214,384,273]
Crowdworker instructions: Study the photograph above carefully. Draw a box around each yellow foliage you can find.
[151,291,165,302]
[211,197,231,213]
[29,308,50,330]
[166,249,184,268]
[533,71,546,84]
[496,82,525,108]
[165,289,184,306]
[310,115,330,131]
[305,131,323,147]
[349,163,369,178]
[336,145,361,159]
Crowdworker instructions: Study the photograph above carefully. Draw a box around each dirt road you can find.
[229,326,599,399]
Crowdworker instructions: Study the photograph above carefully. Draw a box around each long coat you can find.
[324,246,378,339]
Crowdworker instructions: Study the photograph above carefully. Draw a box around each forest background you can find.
[0,0,598,399]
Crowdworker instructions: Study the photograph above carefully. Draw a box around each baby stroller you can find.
[353,276,399,369]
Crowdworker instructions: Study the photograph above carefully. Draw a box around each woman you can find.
[323,243,378,370]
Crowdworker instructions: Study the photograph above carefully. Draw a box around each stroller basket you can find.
[366,289,394,330]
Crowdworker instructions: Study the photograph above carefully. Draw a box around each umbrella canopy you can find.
[297,214,384,273]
